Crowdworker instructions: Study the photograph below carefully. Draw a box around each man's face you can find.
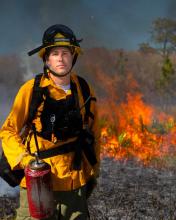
[46,47,73,76]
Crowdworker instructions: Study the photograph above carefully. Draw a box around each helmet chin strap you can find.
[45,64,72,78]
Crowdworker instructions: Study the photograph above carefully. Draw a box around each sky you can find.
[0,0,175,55]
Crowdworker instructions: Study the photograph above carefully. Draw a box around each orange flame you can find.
[100,92,176,167]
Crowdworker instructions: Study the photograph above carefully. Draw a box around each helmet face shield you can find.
[28,24,82,66]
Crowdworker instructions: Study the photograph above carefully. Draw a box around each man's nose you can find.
[58,53,64,61]
[58,53,63,60]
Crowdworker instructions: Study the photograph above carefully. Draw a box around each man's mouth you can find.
[56,65,65,68]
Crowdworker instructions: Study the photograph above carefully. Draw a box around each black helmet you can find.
[28,24,82,65]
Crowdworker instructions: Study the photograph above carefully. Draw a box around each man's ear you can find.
[45,56,49,66]
[45,62,50,68]
[44,53,49,62]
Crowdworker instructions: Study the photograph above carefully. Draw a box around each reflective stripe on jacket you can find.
[0,72,100,191]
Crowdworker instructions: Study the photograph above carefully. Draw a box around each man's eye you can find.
[52,52,58,56]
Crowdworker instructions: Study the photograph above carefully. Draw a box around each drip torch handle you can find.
[32,124,40,164]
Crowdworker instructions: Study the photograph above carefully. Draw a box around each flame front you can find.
[100,92,176,167]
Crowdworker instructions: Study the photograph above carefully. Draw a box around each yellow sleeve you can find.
[0,79,34,169]
[89,87,101,178]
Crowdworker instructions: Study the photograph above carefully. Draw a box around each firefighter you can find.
[0,24,100,219]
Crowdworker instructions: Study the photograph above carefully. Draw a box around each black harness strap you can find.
[27,74,97,170]
[27,73,44,124]
[35,135,97,169]
[37,139,79,159]
[77,76,96,123]
[28,74,96,125]
[70,79,80,112]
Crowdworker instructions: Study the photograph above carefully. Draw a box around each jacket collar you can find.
[39,72,76,88]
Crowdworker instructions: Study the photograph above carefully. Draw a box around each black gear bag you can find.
[0,152,24,187]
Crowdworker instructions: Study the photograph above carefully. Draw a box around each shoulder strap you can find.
[27,73,44,124]
[27,74,96,125]
[76,75,96,123]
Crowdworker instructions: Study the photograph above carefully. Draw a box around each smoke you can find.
[0,54,26,125]
[0,0,173,55]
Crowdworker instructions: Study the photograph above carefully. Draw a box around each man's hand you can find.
[19,154,34,169]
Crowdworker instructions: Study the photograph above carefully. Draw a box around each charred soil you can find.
[1,158,176,219]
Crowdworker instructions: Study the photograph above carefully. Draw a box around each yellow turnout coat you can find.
[0,72,100,191]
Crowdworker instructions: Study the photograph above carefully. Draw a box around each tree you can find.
[151,18,176,57]
[138,42,156,54]
[150,17,176,107]
[156,57,175,90]
[155,56,176,107]
[116,49,128,76]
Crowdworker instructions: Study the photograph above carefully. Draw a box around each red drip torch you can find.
[25,124,54,219]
